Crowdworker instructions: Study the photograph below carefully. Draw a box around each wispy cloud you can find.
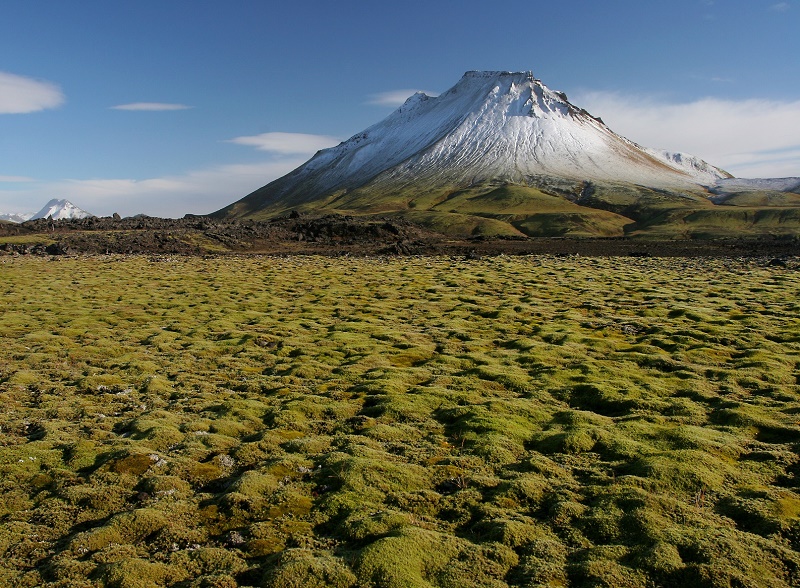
[227,132,340,155]
[700,0,716,21]
[0,159,308,219]
[689,73,735,84]
[366,89,436,107]
[1,132,341,218]
[0,175,34,182]
[110,102,192,111]
[770,2,790,11]
[575,91,800,178]
[0,71,64,114]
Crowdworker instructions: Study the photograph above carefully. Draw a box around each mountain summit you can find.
[31,199,93,221]
[214,71,781,237]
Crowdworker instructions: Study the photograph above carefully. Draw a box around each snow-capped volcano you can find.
[216,70,730,220]
[30,199,93,221]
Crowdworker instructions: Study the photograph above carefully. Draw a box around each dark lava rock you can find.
[3,214,800,258]
[768,257,789,267]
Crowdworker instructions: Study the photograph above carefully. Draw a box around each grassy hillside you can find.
[388,210,527,238]
[2,255,800,587]
[225,181,641,238]
[220,178,800,239]
[626,207,800,238]
[714,191,800,207]
[428,185,631,237]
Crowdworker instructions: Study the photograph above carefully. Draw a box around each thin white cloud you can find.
[366,89,436,107]
[0,71,64,114]
[0,159,308,219]
[574,91,800,178]
[689,73,735,84]
[111,102,192,111]
[1,132,340,218]
[771,2,790,11]
[0,175,34,182]
[227,132,340,155]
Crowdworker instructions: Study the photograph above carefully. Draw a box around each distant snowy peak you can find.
[30,199,93,221]
[0,212,33,223]
[714,177,800,193]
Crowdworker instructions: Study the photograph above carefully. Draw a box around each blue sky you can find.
[1,0,799,218]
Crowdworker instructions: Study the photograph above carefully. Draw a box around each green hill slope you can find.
[218,176,800,239]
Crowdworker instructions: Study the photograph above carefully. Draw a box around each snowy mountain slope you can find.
[358,72,729,190]
[216,71,730,219]
[30,199,93,221]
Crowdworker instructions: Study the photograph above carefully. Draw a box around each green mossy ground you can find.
[1,254,799,587]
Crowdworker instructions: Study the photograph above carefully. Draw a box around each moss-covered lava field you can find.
[1,254,799,587]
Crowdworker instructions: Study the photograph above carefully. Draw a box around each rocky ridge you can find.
[1,214,798,259]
